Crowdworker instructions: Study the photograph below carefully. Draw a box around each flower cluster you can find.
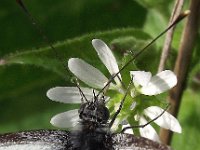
[47,39,181,142]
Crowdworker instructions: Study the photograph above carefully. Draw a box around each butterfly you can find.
[0,0,188,149]
[0,88,172,150]
[0,130,172,150]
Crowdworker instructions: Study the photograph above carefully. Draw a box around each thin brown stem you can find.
[159,0,200,144]
[158,0,184,72]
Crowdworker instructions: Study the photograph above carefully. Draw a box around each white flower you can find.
[130,70,177,96]
[46,39,182,142]
[138,106,182,142]
[68,39,122,90]
[47,39,121,128]
[127,70,180,142]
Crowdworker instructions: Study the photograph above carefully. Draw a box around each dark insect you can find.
[0,0,188,149]
[0,130,172,150]
[0,88,171,150]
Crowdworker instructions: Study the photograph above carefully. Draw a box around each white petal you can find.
[122,123,134,134]
[68,58,108,89]
[50,109,79,128]
[141,70,177,95]
[92,39,121,84]
[130,71,152,87]
[144,106,182,133]
[47,87,97,103]
[139,117,161,142]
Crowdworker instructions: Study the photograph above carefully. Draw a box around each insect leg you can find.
[121,104,170,133]
[109,76,134,128]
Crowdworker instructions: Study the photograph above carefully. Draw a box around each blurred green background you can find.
[0,0,200,149]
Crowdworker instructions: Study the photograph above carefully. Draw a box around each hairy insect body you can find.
[68,130,112,150]
[67,96,113,150]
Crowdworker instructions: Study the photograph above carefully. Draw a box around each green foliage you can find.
[0,0,199,150]
[172,90,200,150]
[2,28,152,78]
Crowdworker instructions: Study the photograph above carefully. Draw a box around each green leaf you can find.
[1,28,152,79]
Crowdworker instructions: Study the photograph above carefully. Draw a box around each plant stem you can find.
[158,0,184,72]
[159,0,200,144]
